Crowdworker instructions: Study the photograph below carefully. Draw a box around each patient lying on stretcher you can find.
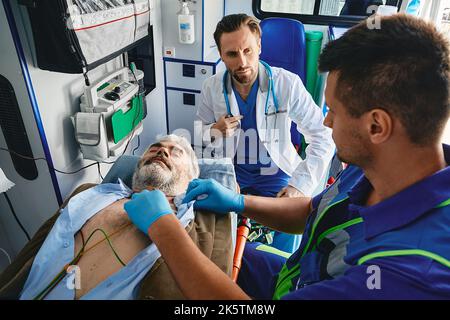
[0,135,233,300]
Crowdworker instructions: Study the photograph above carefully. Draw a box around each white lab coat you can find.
[197,62,335,196]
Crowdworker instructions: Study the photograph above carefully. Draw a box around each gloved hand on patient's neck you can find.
[182,178,244,214]
[124,190,174,234]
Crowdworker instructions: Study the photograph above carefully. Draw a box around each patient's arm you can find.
[149,214,250,300]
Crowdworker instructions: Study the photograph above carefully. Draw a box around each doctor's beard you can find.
[131,162,186,196]
[231,67,258,86]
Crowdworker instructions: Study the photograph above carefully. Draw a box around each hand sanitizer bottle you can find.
[178,1,195,44]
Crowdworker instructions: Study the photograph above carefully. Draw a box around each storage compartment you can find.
[167,89,200,140]
[24,0,152,73]
[165,61,213,91]
[128,27,156,95]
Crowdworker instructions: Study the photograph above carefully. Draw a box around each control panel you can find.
[80,68,139,114]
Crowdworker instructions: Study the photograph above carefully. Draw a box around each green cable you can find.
[33,228,127,300]
[33,270,67,300]
[87,228,128,267]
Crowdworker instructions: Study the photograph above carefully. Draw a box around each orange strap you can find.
[232,218,251,282]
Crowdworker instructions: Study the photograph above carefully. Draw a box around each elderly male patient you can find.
[0,135,233,300]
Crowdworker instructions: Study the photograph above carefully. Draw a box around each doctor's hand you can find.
[182,179,244,214]
[211,115,243,137]
[124,190,173,234]
[277,185,305,198]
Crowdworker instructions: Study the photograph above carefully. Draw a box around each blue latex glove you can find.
[182,179,244,214]
[124,190,173,234]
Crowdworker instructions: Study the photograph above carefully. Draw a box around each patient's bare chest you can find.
[73,199,151,299]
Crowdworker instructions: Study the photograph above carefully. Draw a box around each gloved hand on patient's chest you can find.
[182,178,244,214]
[124,190,173,234]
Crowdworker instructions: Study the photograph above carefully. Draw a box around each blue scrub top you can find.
[233,79,290,196]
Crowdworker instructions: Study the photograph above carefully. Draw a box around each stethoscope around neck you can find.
[222,60,284,143]
[222,60,280,117]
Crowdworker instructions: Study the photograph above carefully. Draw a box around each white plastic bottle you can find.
[178,1,195,44]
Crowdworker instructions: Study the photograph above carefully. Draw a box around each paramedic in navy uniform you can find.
[125,14,450,299]
[195,14,334,252]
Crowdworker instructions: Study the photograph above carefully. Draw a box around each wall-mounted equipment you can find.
[23,0,152,74]
[73,67,144,161]
[127,26,157,96]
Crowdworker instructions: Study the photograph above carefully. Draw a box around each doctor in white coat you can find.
[196,14,334,252]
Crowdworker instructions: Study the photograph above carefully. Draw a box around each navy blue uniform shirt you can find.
[238,145,450,300]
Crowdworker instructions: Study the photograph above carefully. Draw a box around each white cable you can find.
[0,247,12,265]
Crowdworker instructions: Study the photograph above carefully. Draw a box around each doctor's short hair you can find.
[318,14,450,146]
[214,14,261,53]
[144,134,200,179]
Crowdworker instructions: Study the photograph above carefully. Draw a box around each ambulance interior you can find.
[0,0,449,282]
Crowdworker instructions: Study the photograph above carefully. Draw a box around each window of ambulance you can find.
[424,0,450,144]
[254,0,403,27]
[435,0,450,40]
[253,0,450,144]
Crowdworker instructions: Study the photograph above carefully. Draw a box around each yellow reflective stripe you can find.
[301,196,349,258]
[273,198,450,299]
[255,244,291,259]
[436,198,450,208]
[357,250,450,268]
[273,264,300,300]
[312,217,364,251]
[273,197,350,299]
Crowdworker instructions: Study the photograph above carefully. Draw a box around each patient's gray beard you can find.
[132,162,185,195]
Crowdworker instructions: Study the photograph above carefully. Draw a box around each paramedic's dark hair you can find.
[319,14,450,145]
[214,14,261,53]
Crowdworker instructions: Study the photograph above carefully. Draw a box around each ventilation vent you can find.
[0,75,38,180]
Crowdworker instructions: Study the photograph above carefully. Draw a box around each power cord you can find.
[3,192,31,241]
[0,247,12,265]
[0,147,102,175]
[97,162,104,180]
[0,147,104,242]
[132,135,140,155]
